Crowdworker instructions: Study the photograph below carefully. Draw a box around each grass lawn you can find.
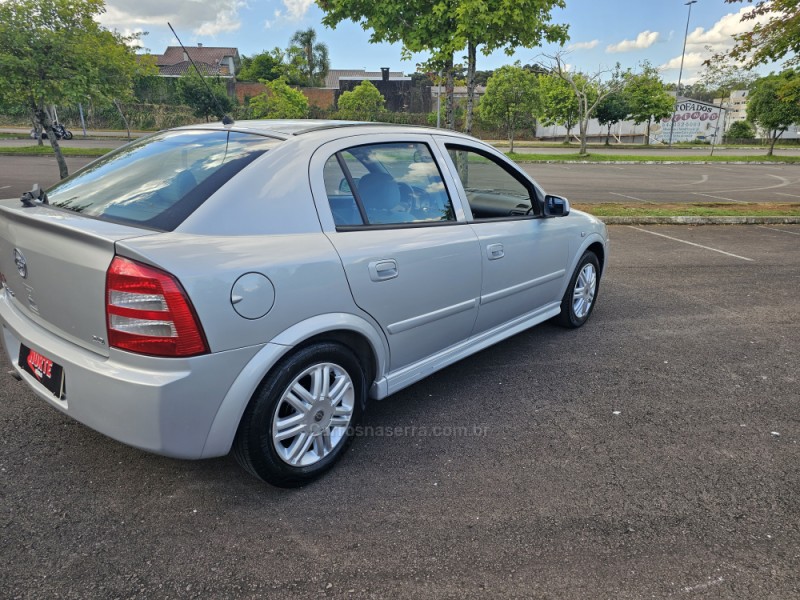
[574,202,800,217]
[0,146,110,157]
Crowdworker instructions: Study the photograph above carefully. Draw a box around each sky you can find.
[100,0,777,84]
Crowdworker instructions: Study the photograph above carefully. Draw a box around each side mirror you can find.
[544,194,570,217]
[338,177,352,194]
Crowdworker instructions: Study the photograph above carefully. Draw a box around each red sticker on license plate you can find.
[18,345,65,399]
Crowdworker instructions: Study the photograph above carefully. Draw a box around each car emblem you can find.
[14,249,27,279]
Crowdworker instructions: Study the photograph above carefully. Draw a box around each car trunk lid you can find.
[0,200,159,357]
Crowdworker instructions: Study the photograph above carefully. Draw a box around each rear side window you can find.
[47,130,278,231]
[323,142,456,227]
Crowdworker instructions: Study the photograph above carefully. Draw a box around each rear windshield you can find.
[46,130,279,231]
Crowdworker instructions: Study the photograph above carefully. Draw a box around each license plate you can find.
[18,345,65,399]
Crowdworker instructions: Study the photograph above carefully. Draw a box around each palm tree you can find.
[289,28,330,87]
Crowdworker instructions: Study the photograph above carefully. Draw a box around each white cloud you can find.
[101,0,244,38]
[268,0,315,26]
[684,4,771,53]
[606,30,660,53]
[658,6,773,78]
[568,40,600,51]
[659,52,707,71]
[283,0,314,20]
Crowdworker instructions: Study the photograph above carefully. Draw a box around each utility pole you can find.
[668,0,698,148]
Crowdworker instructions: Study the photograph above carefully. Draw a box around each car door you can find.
[435,138,572,335]
[309,135,482,371]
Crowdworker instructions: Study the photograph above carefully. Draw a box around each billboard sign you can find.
[655,99,725,144]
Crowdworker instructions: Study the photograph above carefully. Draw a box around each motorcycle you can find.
[30,122,73,140]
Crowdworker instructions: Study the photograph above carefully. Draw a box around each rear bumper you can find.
[0,290,260,459]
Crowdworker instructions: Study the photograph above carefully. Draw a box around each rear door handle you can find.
[369,259,398,281]
[487,243,504,260]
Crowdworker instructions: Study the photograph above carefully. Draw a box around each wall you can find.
[234,83,336,109]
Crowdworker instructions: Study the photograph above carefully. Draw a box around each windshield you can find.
[46,130,279,231]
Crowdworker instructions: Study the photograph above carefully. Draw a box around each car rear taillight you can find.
[106,257,209,357]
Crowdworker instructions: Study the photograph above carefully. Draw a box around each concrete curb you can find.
[599,216,800,225]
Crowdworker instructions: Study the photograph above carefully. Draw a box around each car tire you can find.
[233,342,365,487]
[556,251,600,328]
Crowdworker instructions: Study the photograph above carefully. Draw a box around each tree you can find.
[747,71,800,156]
[727,120,756,139]
[538,72,579,143]
[544,53,624,155]
[713,0,800,69]
[700,57,758,100]
[239,49,286,82]
[595,92,629,145]
[176,71,234,122]
[249,77,309,119]
[624,61,674,145]
[334,0,568,134]
[337,80,386,121]
[320,0,461,129]
[0,0,149,179]
[288,28,330,87]
[479,65,538,153]
[453,0,568,135]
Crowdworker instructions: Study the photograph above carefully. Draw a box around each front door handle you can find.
[487,243,504,260]
[369,259,398,281]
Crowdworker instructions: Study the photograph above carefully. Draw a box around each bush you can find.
[727,120,756,139]
[337,80,385,121]
[249,78,309,119]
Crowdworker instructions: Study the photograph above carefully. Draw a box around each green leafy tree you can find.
[624,61,674,145]
[239,49,286,82]
[538,72,579,143]
[747,71,800,155]
[545,53,624,155]
[287,28,330,87]
[595,92,629,145]
[453,0,568,134]
[480,65,538,153]
[176,71,234,122]
[320,0,567,134]
[249,77,309,119]
[337,80,386,121]
[726,120,756,139]
[320,0,461,128]
[712,0,800,69]
[0,0,150,178]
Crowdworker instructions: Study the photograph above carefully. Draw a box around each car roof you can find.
[172,119,477,142]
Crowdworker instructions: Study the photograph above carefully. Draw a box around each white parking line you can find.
[757,226,800,236]
[692,192,747,203]
[627,226,754,261]
[676,174,709,187]
[610,192,655,204]
[0,186,10,190]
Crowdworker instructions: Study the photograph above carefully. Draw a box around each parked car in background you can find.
[0,120,608,487]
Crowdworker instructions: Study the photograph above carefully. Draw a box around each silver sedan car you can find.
[0,120,607,486]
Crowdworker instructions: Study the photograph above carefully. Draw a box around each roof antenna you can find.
[168,22,234,126]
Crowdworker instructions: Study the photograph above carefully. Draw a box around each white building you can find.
[713,90,749,131]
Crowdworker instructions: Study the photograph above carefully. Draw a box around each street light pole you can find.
[668,0,698,148]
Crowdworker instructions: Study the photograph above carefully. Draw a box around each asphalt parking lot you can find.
[1,151,799,205]
[1,224,798,598]
[522,163,800,205]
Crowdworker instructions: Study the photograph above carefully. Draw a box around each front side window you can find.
[324,142,455,227]
[446,146,539,219]
[47,130,279,230]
